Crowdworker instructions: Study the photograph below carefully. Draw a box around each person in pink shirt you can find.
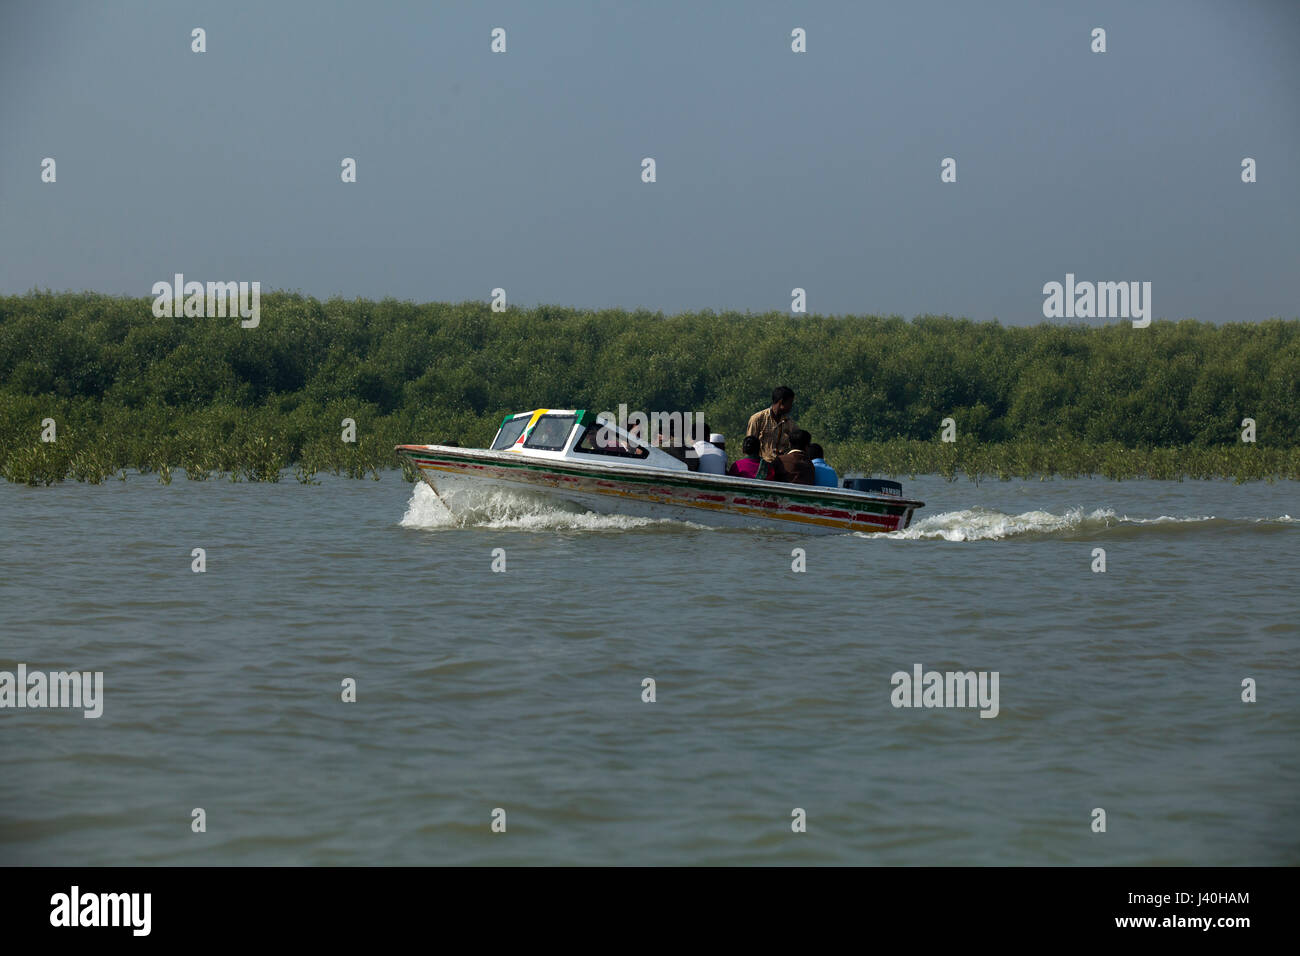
[727,435,764,478]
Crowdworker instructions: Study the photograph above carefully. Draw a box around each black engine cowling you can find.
[841,477,903,497]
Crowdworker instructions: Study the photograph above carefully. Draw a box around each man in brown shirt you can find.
[774,429,816,485]
[746,386,796,463]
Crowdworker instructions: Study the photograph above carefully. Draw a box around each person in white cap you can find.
[692,425,727,475]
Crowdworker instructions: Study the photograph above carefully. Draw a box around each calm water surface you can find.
[1,473,1297,865]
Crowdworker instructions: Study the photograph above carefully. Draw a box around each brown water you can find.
[1,474,1297,864]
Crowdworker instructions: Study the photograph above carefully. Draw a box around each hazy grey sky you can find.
[2,0,1296,323]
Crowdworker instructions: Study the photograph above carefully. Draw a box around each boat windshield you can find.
[523,414,576,451]
[491,416,529,450]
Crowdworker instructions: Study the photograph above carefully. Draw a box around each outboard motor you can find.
[842,477,903,497]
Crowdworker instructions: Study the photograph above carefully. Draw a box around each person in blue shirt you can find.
[808,443,839,487]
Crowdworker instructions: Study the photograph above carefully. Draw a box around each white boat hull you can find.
[396,444,922,535]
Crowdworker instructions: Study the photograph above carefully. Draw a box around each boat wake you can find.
[880,507,1297,542]
[399,482,711,533]
[401,481,1295,540]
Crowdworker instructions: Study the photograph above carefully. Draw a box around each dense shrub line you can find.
[1,291,1296,483]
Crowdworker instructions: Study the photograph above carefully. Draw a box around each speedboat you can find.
[396,409,924,534]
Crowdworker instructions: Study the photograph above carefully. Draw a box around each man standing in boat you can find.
[746,386,796,463]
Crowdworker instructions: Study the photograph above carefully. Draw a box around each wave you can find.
[881,507,1297,542]
[399,481,709,533]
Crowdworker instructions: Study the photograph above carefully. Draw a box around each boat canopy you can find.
[489,409,687,470]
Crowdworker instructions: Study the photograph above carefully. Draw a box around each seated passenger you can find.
[623,421,645,453]
[773,429,815,485]
[581,426,620,452]
[727,436,762,478]
[575,420,648,459]
[808,443,839,487]
[692,426,726,475]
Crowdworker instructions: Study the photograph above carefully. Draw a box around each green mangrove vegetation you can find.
[1,291,1297,485]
